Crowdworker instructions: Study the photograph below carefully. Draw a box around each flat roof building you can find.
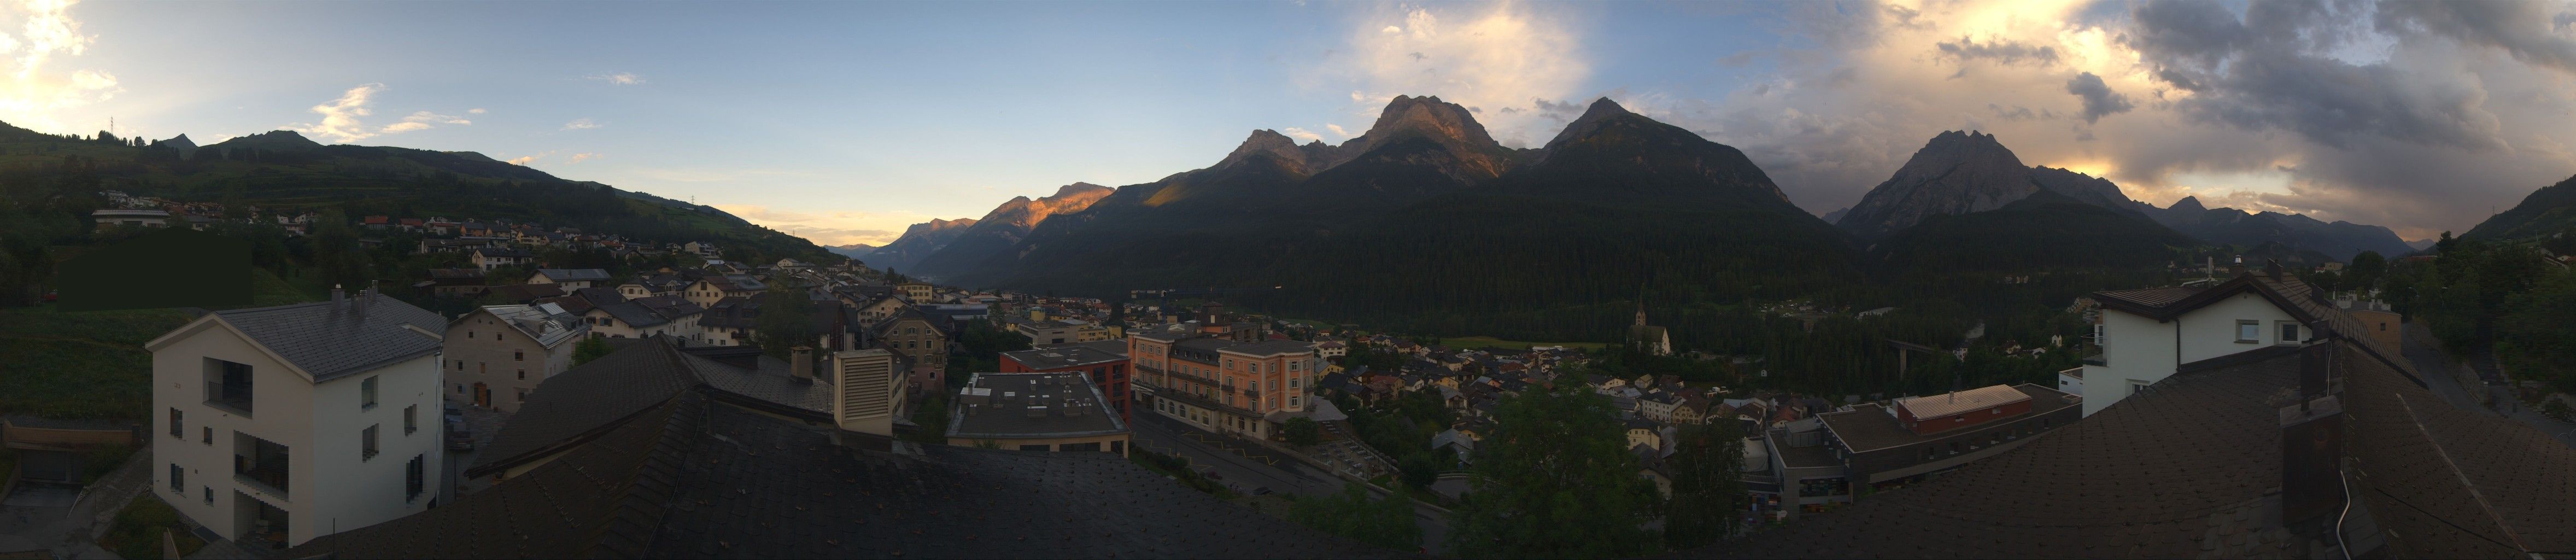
[947,372,1131,456]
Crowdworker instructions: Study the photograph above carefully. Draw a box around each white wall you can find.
[2080,293,2301,416]
[151,321,443,547]
[301,353,444,546]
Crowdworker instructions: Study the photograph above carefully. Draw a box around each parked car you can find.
[446,419,474,451]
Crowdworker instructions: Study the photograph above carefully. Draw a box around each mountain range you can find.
[827,243,877,259]
[1833,130,2412,260]
[2464,173,2576,241]
[0,122,840,267]
[863,218,976,273]
[906,183,1112,277]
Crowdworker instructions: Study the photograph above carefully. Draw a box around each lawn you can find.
[96,493,208,559]
[1437,336,1613,351]
[0,269,315,423]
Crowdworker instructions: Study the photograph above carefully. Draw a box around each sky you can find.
[6,1,2575,243]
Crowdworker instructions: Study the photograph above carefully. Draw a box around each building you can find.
[469,247,534,272]
[285,349,1394,559]
[946,372,1132,455]
[2081,262,2327,417]
[91,208,172,229]
[1629,305,1671,357]
[681,275,766,306]
[1004,316,1081,346]
[895,281,934,302]
[144,288,447,547]
[525,269,612,290]
[442,304,589,412]
[2339,298,2403,352]
[998,341,1132,421]
[1130,331,1318,440]
[871,307,949,394]
[462,341,844,487]
[420,268,488,298]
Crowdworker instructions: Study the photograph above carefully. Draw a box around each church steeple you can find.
[1635,302,1647,328]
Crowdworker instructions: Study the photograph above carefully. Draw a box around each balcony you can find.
[206,381,254,416]
[1243,388,1261,398]
[233,434,289,502]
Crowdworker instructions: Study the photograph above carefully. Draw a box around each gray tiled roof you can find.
[207,293,444,382]
[595,301,669,328]
[948,372,1126,439]
[536,268,613,282]
[467,338,834,477]
[298,390,1407,559]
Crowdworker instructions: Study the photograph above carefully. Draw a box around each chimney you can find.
[791,346,814,381]
[2228,255,2247,277]
[2279,341,2345,526]
[2265,260,2284,281]
[331,284,345,309]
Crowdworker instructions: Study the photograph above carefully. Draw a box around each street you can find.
[2399,322,2576,448]
[1129,412,1454,555]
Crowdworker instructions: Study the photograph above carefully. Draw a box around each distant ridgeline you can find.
[872,98,2424,344]
[0,122,842,269]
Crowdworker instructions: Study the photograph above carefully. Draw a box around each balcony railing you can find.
[234,455,289,501]
[206,381,253,416]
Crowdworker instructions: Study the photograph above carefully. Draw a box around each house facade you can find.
[443,304,588,412]
[146,290,447,547]
[1131,332,1316,440]
[2083,266,2321,416]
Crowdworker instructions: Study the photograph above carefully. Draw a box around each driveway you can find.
[1131,412,1453,555]
[2401,322,2576,448]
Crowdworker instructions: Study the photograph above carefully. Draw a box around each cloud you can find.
[1325,124,1352,137]
[0,0,122,132]
[2063,72,2133,124]
[1936,36,2060,66]
[378,110,471,133]
[506,151,551,166]
[467,108,487,114]
[561,118,602,130]
[1327,4,1587,147]
[1279,127,1324,142]
[709,205,906,245]
[631,167,814,183]
[1606,0,2576,238]
[567,153,599,164]
[291,83,385,143]
[586,72,645,85]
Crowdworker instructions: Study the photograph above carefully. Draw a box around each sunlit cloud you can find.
[567,152,599,164]
[1325,124,1352,137]
[586,72,644,85]
[710,204,908,245]
[1279,127,1323,142]
[561,118,601,130]
[0,0,121,132]
[506,151,552,166]
[1328,3,1587,148]
[291,83,384,143]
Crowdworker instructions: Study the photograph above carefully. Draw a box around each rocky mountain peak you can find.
[1360,95,1502,150]
[1050,182,1110,199]
[2169,196,2207,213]
[1542,97,1638,150]
[1835,130,2043,238]
[1215,129,1314,173]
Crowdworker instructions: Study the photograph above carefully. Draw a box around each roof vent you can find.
[1025,405,1050,418]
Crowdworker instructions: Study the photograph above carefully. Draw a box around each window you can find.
[406,455,426,500]
[2278,322,2301,345]
[456,383,465,394]
[2235,320,2261,343]
[517,370,526,381]
[405,405,418,435]
[1289,377,1301,389]
[204,487,212,505]
[171,464,183,492]
[203,427,212,445]
[362,424,380,460]
[169,408,183,438]
[1289,396,1301,407]
[467,331,475,339]
[361,376,379,410]
[517,388,528,402]
[513,350,524,361]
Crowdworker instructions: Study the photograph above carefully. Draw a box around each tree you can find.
[1449,382,1659,558]
[571,337,612,367]
[754,279,817,360]
[1288,483,1423,551]
[1661,420,1746,550]
[1283,416,1322,447]
[309,209,374,291]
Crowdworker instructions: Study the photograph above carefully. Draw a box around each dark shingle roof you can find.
[536,268,613,282]
[299,391,1405,559]
[948,372,1127,439]
[200,293,443,382]
[466,338,834,477]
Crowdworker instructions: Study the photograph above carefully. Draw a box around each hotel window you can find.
[2235,320,2261,343]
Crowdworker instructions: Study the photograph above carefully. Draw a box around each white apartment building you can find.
[145,289,447,548]
[2081,265,2326,417]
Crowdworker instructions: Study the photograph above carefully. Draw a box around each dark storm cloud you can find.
[2376,1,2576,73]
[2063,72,2134,124]
[2128,0,2504,151]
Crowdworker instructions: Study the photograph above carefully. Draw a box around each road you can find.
[1130,413,1453,555]
[2399,322,2576,448]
